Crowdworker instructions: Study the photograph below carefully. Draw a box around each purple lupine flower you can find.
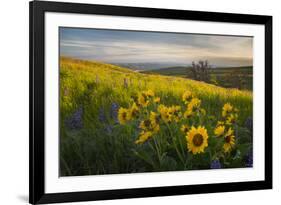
[65,106,83,129]
[105,125,113,134]
[110,102,119,123]
[244,117,253,133]
[245,151,253,167]
[98,108,106,123]
[210,160,222,169]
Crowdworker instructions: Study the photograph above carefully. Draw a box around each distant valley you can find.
[112,62,190,71]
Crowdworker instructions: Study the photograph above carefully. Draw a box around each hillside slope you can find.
[59,57,253,176]
[142,66,253,90]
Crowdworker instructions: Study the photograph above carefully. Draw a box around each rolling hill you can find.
[142,66,253,90]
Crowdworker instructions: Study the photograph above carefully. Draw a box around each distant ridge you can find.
[141,65,253,90]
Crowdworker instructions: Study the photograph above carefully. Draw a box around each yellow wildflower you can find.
[150,112,160,132]
[137,93,149,107]
[135,131,153,144]
[144,89,154,97]
[217,121,225,126]
[222,103,233,117]
[182,90,193,104]
[186,126,209,154]
[154,97,161,103]
[225,127,234,137]
[187,98,201,112]
[168,105,181,122]
[139,113,160,133]
[118,107,131,125]
[226,113,238,125]
[183,98,201,118]
[139,119,152,130]
[129,102,139,118]
[214,125,225,137]
[181,124,189,133]
[200,108,206,116]
[223,134,235,153]
[184,109,193,118]
[158,104,172,123]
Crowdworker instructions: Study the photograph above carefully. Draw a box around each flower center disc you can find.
[144,119,151,127]
[193,134,204,146]
[225,135,232,143]
[122,112,127,118]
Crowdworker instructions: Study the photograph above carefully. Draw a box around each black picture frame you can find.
[29,1,272,204]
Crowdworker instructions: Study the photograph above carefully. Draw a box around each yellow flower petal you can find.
[214,125,225,137]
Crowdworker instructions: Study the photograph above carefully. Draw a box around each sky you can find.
[60,27,253,67]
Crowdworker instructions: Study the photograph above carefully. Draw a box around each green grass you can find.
[60,57,253,176]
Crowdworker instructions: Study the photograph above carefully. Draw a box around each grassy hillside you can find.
[143,66,253,90]
[142,66,188,76]
[60,57,253,176]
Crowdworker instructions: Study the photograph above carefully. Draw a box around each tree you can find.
[189,60,211,82]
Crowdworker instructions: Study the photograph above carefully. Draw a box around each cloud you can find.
[60,28,253,66]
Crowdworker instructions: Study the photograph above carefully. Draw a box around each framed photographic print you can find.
[29,0,272,204]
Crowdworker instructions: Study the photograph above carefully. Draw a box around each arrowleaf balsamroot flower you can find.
[139,119,151,130]
[226,113,238,125]
[214,125,225,137]
[136,111,160,144]
[183,108,193,118]
[144,89,155,97]
[223,128,235,153]
[154,97,161,103]
[200,108,206,116]
[118,107,131,125]
[181,124,189,133]
[129,102,139,119]
[222,103,233,117]
[158,104,172,123]
[217,121,225,126]
[184,97,201,118]
[186,126,209,154]
[158,104,181,123]
[182,90,193,104]
[137,90,155,107]
[188,98,201,112]
[149,111,160,132]
[137,93,149,107]
[135,131,153,144]
[225,127,234,137]
[168,105,182,122]
[139,112,160,132]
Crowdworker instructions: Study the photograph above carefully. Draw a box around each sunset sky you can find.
[60,27,253,67]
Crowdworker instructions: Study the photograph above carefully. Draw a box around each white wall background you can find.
[0,0,279,204]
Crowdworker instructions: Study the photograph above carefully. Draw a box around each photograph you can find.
[59,27,253,176]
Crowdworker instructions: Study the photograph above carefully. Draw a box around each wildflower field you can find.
[60,57,253,176]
